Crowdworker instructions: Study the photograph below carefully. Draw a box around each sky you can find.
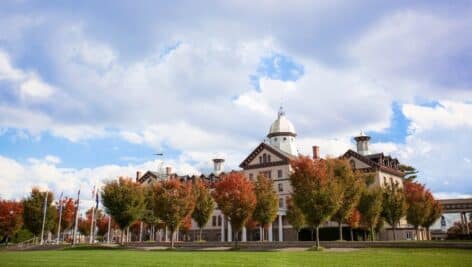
[0,0,471,217]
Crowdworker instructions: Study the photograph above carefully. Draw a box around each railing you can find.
[17,237,39,248]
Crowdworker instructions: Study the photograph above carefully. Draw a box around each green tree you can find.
[22,188,57,239]
[252,174,279,242]
[213,172,256,248]
[191,179,215,241]
[290,157,341,249]
[421,192,442,240]
[399,164,418,181]
[330,159,364,241]
[286,197,305,241]
[153,179,194,248]
[101,177,145,245]
[358,188,383,241]
[141,186,160,241]
[381,182,407,240]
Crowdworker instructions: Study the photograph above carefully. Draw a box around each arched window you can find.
[263,153,267,163]
[259,156,262,164]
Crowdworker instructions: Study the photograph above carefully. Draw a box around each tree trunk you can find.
[415,227,419,241]
[121,229,124,245]
[338,220,343,241]
[350,228,354,241]
[426,227,430,240]
[234,228,239,249]
[199,227,203,241]
[370,226,374,242]
[170,230,175,248]
[296,230,299,241]
[363,230,366,241]
[393,225,397,241]
[312,228,315,242]
[315,226,320,249]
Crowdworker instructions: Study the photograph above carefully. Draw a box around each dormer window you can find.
[349,159,356,169]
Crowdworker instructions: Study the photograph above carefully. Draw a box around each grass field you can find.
[1,248,471,266]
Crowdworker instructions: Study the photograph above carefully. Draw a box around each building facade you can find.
[138,108,417,241]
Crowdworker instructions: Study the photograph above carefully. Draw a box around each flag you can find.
[95,191,99,209]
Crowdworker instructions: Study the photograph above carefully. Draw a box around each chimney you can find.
[212,158,225,175]
[136,171,142,182]
[312,146,320,160]
[165,166,172,176]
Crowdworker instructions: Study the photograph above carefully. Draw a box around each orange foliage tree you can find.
[153,179,194,248]
[290,157,341,249]
[0,200,23,243]
[404,181,431,240]
[347,208,361,241]
[213,172,256,248]
[58,197,76,233]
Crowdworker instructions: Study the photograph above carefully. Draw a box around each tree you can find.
[101,177,145,245]
[347,209,361,241]
[290,157,341,249]
[0,200,23,244]
[252,174,278,242]
[58,197,75,233]
[330,159,364,241]
[78,216,90,236]
[399,165,418,181]
[286,197,305,241]
[358,188,383,241]
[153,179,194,248]
[141,186,160,241]
[22,188,57,238]
[381,182,407,240]
[421,191,442,240]
[191,179,215,241]
[213,172,256,248]
[404,181,430,240]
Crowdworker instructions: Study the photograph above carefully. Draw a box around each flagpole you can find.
[72,189,80,245]
[89,186,96,244]
[56,192,63,244]
[40,191,49,245]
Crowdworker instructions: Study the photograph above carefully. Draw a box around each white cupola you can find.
[267,107,298,155]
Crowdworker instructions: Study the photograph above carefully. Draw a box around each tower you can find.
[354,131,371,156]
[212,158,225,175]
[267,107,298,155]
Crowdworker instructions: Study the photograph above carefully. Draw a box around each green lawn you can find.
[1,248,471,267]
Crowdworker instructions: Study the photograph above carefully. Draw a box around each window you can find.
[277,169,283,178]
[212,216,217,226]
[283,137,287,141]
[218,216,222,226]
[278,183,283,192]
[279,197,284,208]
[274,138,278,142]
[263,153,267,163]
[349,160,356,169]
[406,231,412,240]
[259,156,262,164]
[268,155,271,162]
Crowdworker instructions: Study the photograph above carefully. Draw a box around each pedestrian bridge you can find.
[438,198,472,213]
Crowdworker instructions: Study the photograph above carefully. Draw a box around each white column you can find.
[268,223,273,241]
[221,216,225,242]
[165,227,169,242]
[227,221,232,242]
[278,215,283,242]
[242,227,247,242]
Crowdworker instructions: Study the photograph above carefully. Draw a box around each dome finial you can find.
[278,106,285,117]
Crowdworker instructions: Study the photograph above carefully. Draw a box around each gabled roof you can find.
[239,142,295,169]
[342,149,404,177]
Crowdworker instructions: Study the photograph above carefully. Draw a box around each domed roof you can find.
[267,107,296,137]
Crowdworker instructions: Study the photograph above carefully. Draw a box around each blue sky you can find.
[1,0,471,213]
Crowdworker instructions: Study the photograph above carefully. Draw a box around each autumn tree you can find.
[358,188,383,241]
[58,197,76,234]
[141,186,160,241]
[252,174,278,242]
[347,209,361,241]
[286,197,305,241]
[0,200,23,244]
[101,177,145,245]
[329,159,364,241]
[290,157,341,249]
[78,216,90,236]
[421,192,442,240]
[22,188,57,239]
[381,182,407,240]
[191,179,215,241]
[153,179,194,248]
[404,181,430,240]
[213,172,256,248]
